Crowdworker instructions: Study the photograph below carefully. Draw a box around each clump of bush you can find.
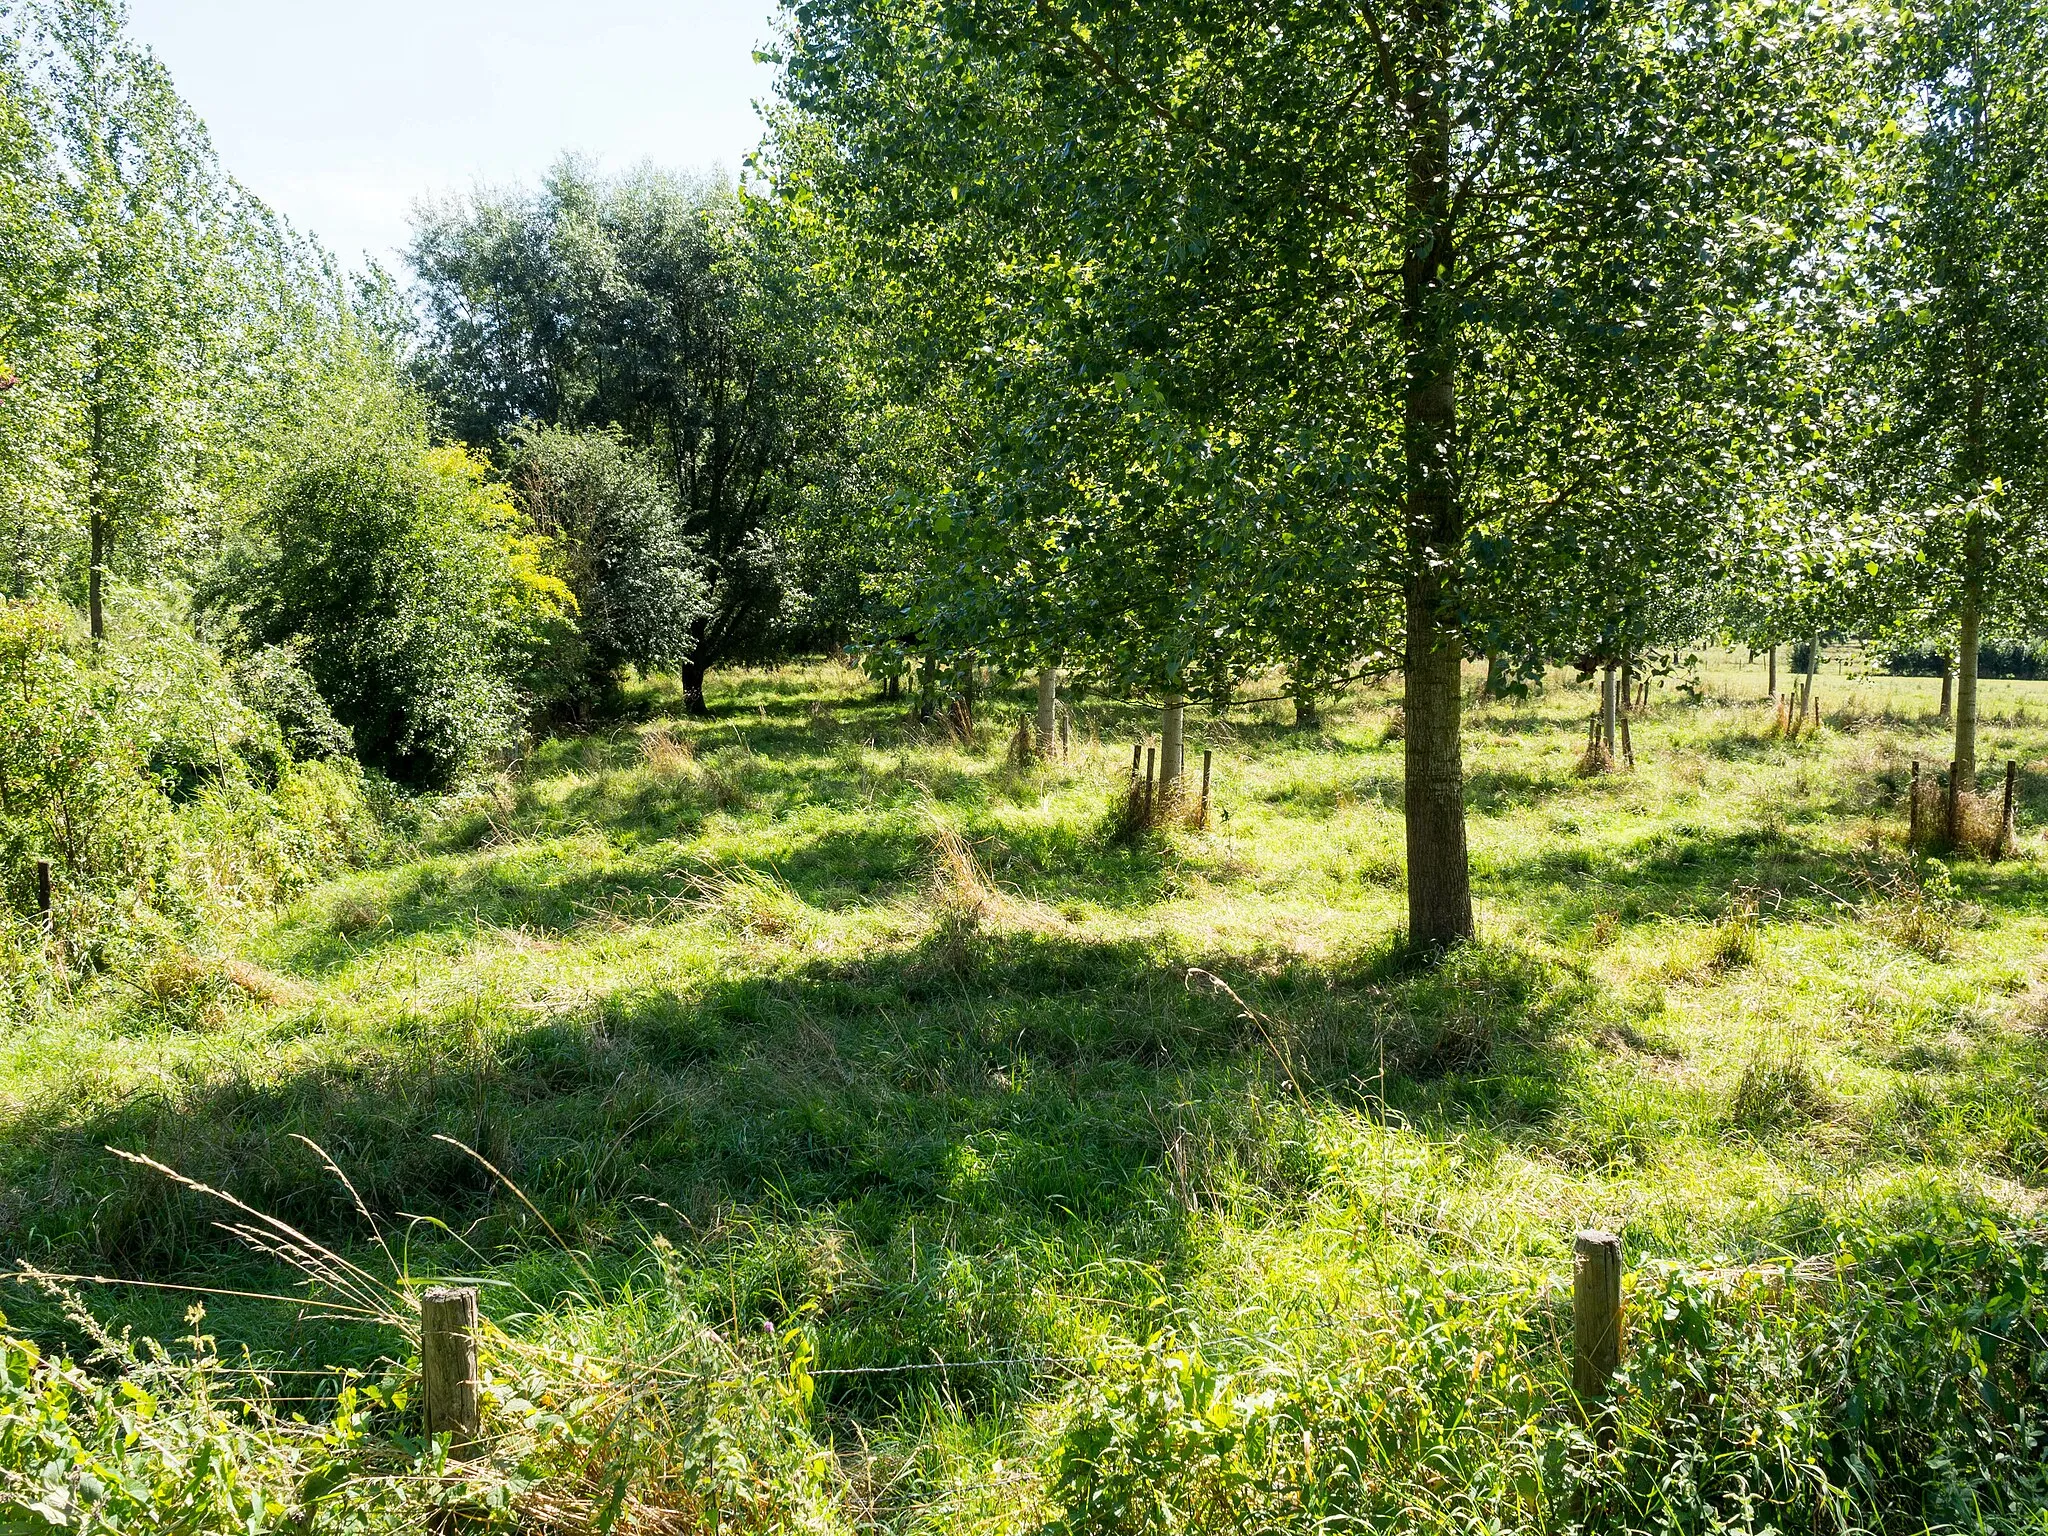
[0,595,382,1006]
[206,400,575,789]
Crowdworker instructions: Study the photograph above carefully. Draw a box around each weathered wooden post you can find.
[35,859,51,932]
[1130,742,1142,782]
[421,1286,481,1454]
[1143,747,1157,827]
[1910,761,1921,847]
[1200,749,1213,823]
[1572,1230,1623,1412]
[2001,759,2018,859]
[1619,714,1634,769]
[1601,666,1618,755]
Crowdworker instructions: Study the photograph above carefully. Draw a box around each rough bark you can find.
[1159,694,1186,796]
[1767,646,1777,699]
[1404,587,1471,948]
[1035,666,1059,757]
[680,658,709,717]
[1295,686,1321,729]
[1397,4,1473,951]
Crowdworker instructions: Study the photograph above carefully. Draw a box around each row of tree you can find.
[763,0,2048,947]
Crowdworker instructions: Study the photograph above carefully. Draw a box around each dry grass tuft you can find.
[1905,771,2017,858]
[1576,738,1617,777]
[221,960,310,1007]
[681,865,814,940]
[924,815,1054,935]
[639,724,695,778]
[331,895,383,935]
[1707,897,1761,970]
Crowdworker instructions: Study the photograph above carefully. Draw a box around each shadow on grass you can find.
[3,923,1596,1413]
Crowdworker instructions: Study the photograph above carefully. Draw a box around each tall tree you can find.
[409,162,845,713]
[779,0,1840,947]
[38,0,216,639]
[1847,0,2048,785]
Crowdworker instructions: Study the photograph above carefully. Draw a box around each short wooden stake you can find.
[1130,742,1142,782]
[1619,715,1634,769]
[1059,708,1070,759]
[1572,1230,1623,1412]
[35,859,51,931]
[421,1286,482,1454]
[1200,749,1213,823]
[1144,747,1156,826]
[1910,761,1921,847]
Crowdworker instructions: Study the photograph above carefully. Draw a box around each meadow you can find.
[6,654,2048,1533]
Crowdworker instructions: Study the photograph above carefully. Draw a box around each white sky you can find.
[122,1,783,273]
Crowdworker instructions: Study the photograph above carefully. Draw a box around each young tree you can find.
[1846,0,2048,785]
[779,0,1840,947]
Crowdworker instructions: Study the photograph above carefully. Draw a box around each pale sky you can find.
[123,1,783,273]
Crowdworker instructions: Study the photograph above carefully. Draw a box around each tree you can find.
[1845,0,2048,786]
[205,381,574,788]
[409,162,846,714]
[507,424,711,704]
[37,0,216,640]
[779,0,1841,947]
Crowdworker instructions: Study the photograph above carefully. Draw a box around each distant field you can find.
[6,655,2047,1532]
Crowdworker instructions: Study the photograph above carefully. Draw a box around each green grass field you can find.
[7,654,2048,1532]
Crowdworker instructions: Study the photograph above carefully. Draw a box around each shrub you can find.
[209,415,575,788]
[508,424,710,707]
[229,643,355,762]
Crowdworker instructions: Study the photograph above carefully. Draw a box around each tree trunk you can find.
[88,505,105,642]
[1159,694,1186,796]
[680,658,709,717]
[1767,645,1777,698]
[917,653,937,723]
[1484,650,1507,698]
[1601,664,1617,753]
[1035,665,1058,757]
[1293,671,1321,728]
[1939,654,1954,722]
[1404,586,1472,949]
[1397,9,1472,952]
[1957,534,1984,785]
[1619,655,1634,718]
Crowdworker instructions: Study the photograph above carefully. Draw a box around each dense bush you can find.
[208,411,575,789]
[507,424,710,708]
[0,595,381,1011]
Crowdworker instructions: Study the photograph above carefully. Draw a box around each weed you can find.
[1729,1041,1829,1132]
[1706,897,1761,970]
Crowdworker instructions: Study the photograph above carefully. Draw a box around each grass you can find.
[5,653,2048,1531]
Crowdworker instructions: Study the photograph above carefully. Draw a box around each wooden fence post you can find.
[35,859,50,932]
[421,1286,481,1454]
[1619,715,1634,769]
[1572,1230,1623,1411]
[1909,761,1921,847]
[1200,749,1213,823]
[1130,742,1142,782]
[2001,759,2018,859]
[1143,747,1157,827]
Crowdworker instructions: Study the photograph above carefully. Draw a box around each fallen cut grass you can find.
[3,654,2047,1532]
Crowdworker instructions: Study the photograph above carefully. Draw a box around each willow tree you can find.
[781,0,1841,946]
[1844,0,2048,786]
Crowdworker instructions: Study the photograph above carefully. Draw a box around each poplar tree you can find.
[781,0,1843,947]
